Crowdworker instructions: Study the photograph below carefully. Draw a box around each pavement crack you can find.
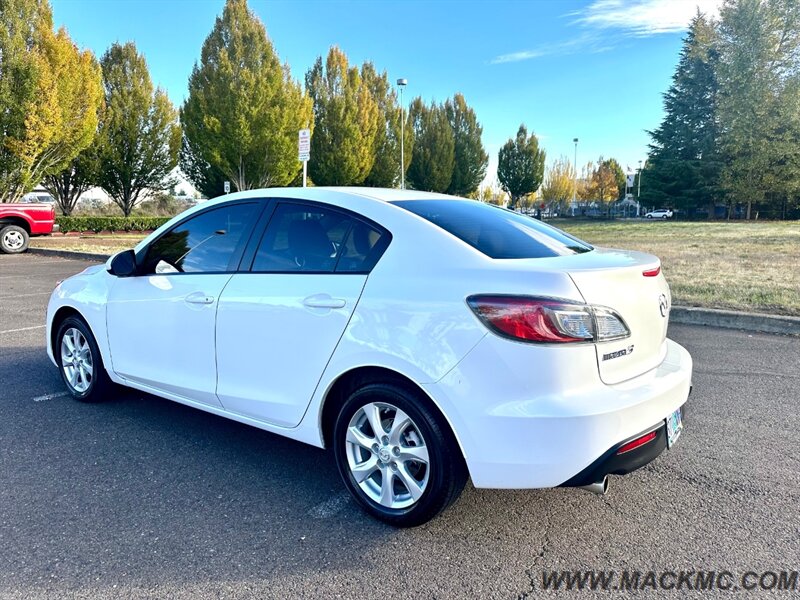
[518,503,552,599]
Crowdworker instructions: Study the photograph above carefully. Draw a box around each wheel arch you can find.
[319,366,467,466]
[50,306,92,363]
[0,216,32,234]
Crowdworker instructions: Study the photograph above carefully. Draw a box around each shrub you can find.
[56,216,171,234]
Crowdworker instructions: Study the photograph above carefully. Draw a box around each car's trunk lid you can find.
[517,248,671,384]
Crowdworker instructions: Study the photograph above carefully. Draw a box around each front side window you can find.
[252,203,387,273]
[142,203,259,274]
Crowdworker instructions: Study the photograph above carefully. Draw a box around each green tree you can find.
[406,98,454,192]
[716,0,800,219]
[361,63,411,187]
[445,93,488,196]
[181,0,312,194]
[497,124,545,208]
[0,0,103,203]
[541,155,576,213]
[43,148,99,215]
[645,12,722,217]
[95,42,181,216]
[306,46,379,186]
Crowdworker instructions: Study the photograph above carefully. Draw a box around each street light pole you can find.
[637,159,643,217]
[572,138,578,214]
[397,78,408,190]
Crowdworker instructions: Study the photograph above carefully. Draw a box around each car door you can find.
[215,201,390,427]
[106,201,262,406]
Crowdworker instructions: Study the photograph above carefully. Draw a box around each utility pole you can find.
[397,78,408,189]
[572,138,579,215]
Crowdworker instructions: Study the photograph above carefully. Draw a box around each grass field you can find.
[30,220,800,316]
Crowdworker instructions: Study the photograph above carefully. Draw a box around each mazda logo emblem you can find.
[658,294,669,317]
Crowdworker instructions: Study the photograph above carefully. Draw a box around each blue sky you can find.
[52,0,722,187]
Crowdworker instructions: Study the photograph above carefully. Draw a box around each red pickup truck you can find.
[0,203,57,254]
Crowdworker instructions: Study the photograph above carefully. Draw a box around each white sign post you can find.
[223,181,230,194]
[298,128,311,187]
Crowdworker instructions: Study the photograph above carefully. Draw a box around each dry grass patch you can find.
[557,221,800,316]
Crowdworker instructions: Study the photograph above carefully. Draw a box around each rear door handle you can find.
[185,291,215,305]
[303,294,346,309]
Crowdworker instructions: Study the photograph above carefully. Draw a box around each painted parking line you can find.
[0,325,46,334]
[33,391,69,402]
[0,292,53,299]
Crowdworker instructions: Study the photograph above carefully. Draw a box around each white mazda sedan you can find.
[47,187,692,526]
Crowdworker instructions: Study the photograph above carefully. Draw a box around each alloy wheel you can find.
[345,401,430,510]
[61,327,94,394]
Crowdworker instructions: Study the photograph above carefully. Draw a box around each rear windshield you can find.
[393,200,593,259]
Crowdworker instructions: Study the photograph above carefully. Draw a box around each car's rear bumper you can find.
[423,336,693,489]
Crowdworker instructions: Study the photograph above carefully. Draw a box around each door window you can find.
[141,203,259,274]
[252,203,387,273]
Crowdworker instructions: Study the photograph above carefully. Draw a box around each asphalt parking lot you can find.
[1,253,798,599]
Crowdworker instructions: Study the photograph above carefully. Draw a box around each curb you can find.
[670,306,800,336]
[23,248,800,336]
[28,247,110,262]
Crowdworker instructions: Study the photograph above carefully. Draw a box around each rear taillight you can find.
[467,295,630,344]
[642,266,661,277]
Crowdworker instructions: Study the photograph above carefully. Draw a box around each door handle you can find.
[303,294,346,309]
[185,291,215,305]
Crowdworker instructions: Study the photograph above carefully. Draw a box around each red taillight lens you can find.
[467,296,594,343]
[616,431,657,455]
[642,266,661,277]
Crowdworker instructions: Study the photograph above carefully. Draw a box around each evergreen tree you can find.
[406,98,454,192]
[0,0,103,203]
[645,12,722,217]
[306,46,380,186]
[95,42,181,216]
[445,93,488,196]
[181,0,312,193]
[497,124,545,208]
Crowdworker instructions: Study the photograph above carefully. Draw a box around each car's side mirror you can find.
[108,249,138,277]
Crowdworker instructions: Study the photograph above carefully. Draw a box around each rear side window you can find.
[252,203,388,273]
[393,200,593,259]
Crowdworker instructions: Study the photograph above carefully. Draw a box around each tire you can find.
[333,382,467,527]
[645,215,653,219]
[662,215,668,219]
[56,316,114,402]
[0,225,29,254]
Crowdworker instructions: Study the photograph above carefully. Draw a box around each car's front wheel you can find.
[0,224,29,254]
[56,316,114,402]
[333,382,467,527]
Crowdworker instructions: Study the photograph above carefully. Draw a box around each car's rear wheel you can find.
[0,225,29,254]
[56,316,114,402]
[333,382,467,527]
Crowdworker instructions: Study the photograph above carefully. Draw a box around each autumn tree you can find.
[603,157,626,199]
[181,0,312,196]
[541,155,576,213]
[306,46,379,186]
[0,0,103,203]
[361,63,411,187]
[445,93,488,196]
[587,157,619,206]
[497,124,546,208]
[95,42,181,216]
[406,98,455,192]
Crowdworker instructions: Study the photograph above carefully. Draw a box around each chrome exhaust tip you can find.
[580,476,609,495]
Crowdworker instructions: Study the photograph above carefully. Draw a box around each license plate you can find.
[666,407,683,448]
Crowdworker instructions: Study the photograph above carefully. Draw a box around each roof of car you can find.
[218,186,462,204]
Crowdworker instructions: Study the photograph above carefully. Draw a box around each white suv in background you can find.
[645,208,674,219]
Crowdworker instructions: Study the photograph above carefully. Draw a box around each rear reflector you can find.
[616,431,657,455]
[642,266,661,277]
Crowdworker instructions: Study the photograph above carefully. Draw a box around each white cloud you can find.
[573,0,723,36]
[490,0,722,65]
